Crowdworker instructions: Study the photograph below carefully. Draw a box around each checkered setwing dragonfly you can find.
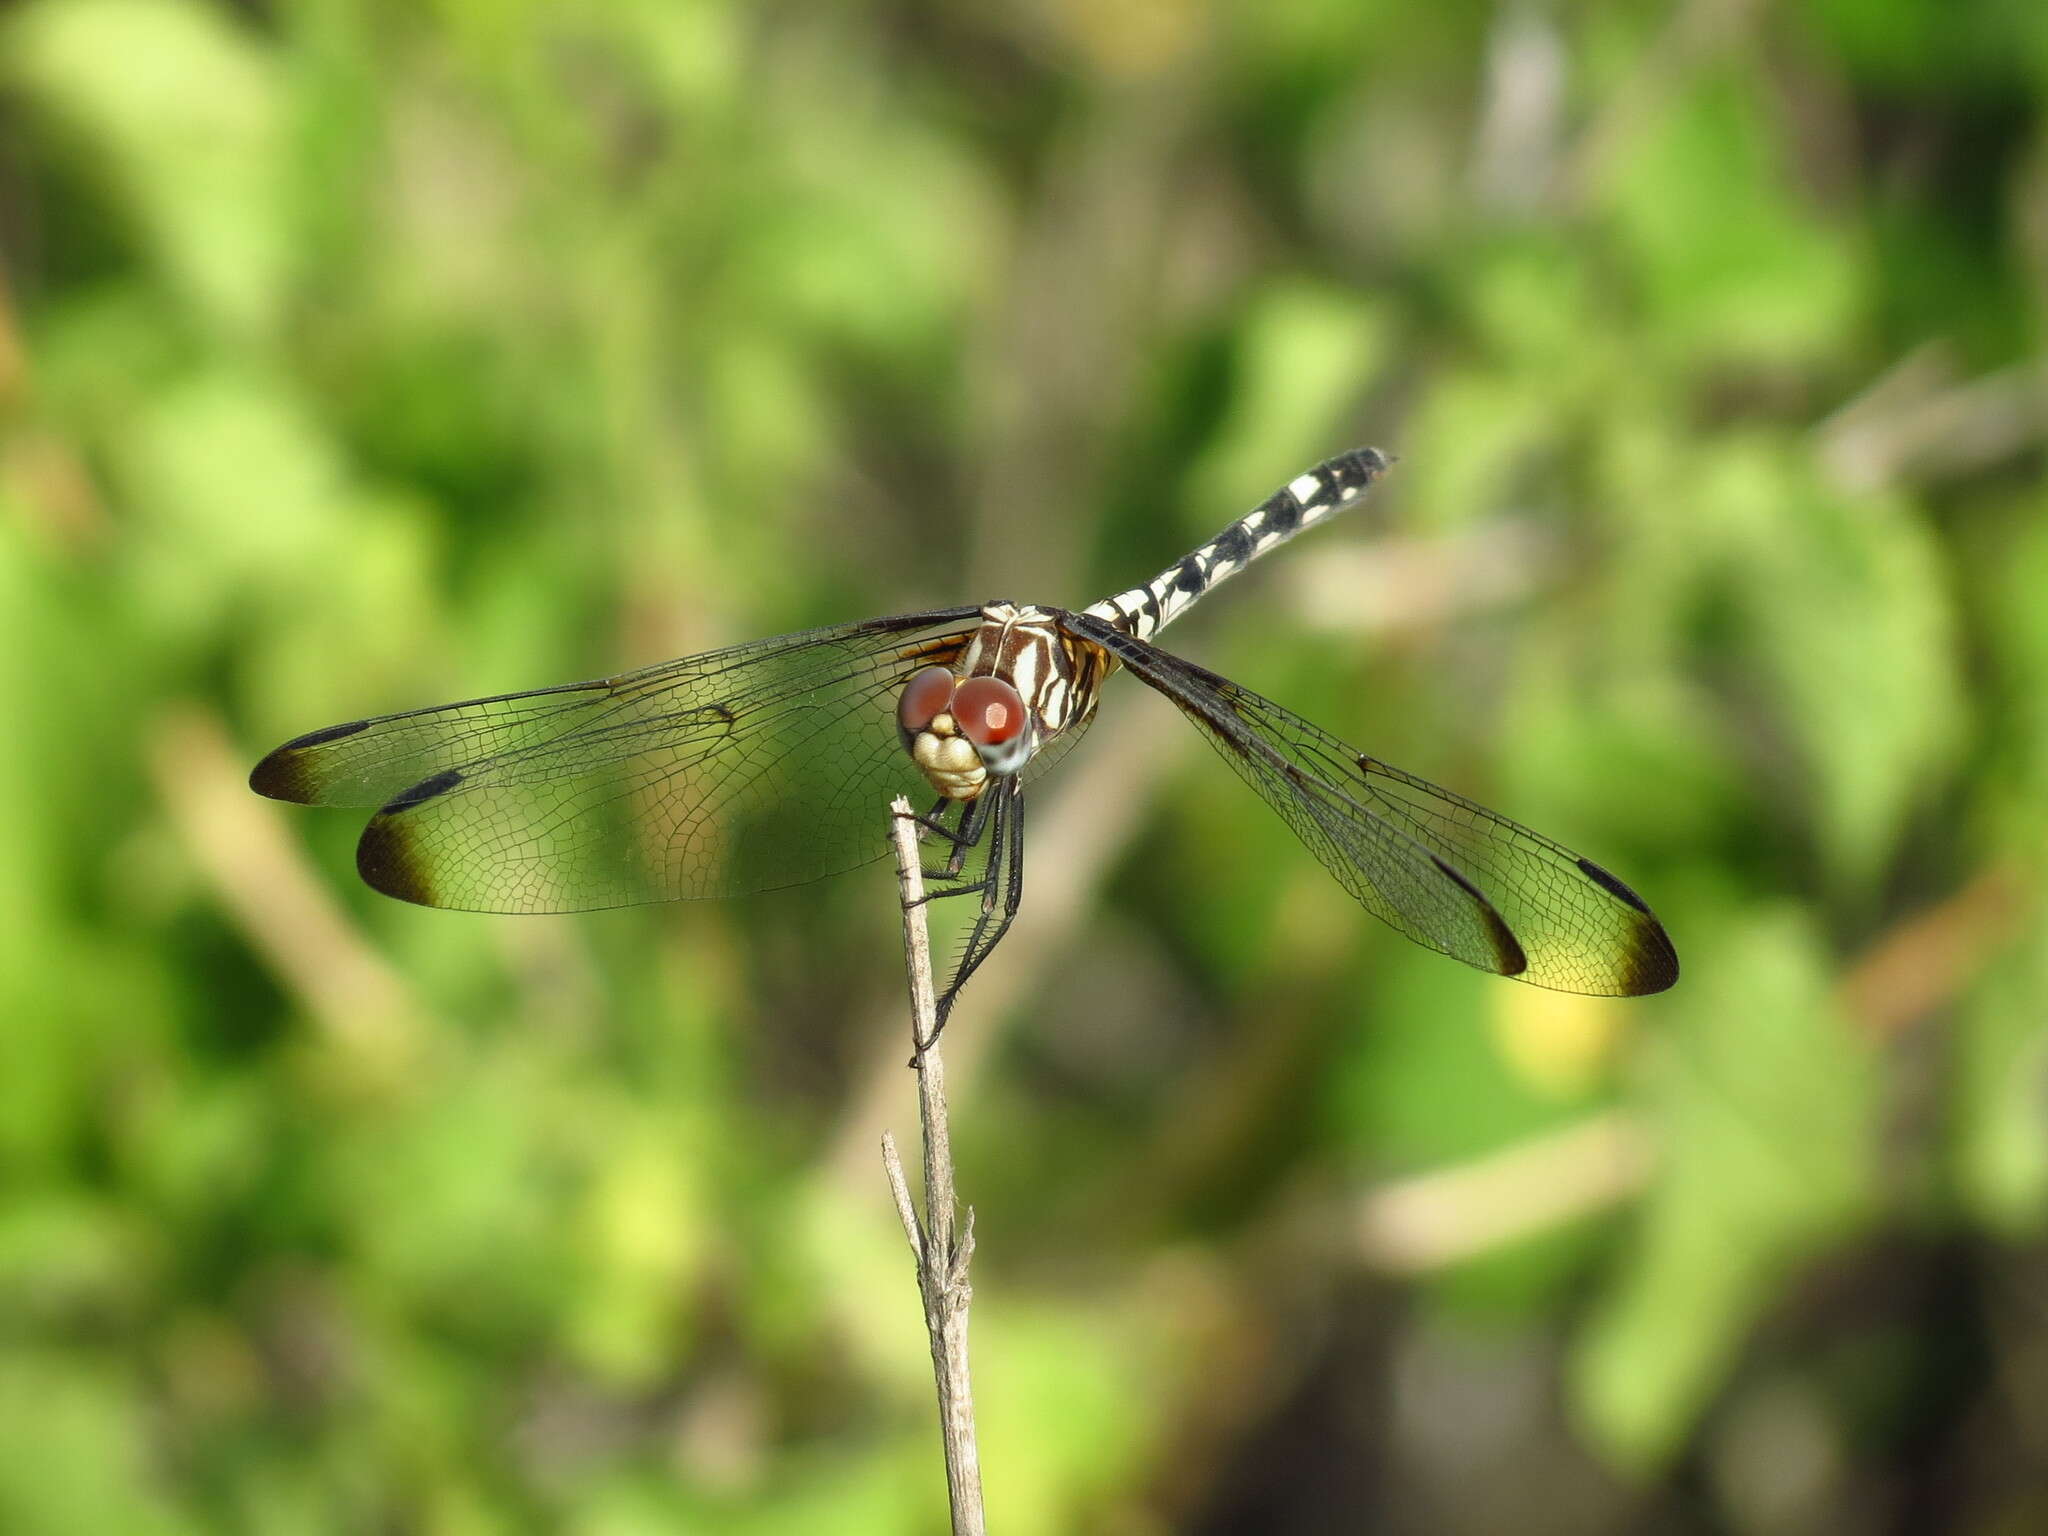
[252,449,1677,1025]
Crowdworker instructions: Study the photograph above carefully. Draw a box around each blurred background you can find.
[3,0,2046,1530]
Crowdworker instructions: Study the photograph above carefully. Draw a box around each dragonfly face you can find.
[897,666,1023,798]
[898,603,1109,800]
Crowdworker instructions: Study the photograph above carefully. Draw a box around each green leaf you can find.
[1573,904,1876,1470]
[561,1113,712,1386]
[0,1353,200,1535]
[1949,908,2048,1238]
[1189,280,1392,521]
[1600,74,1861,369]
[1706,440,1962,890]
[4,0,290,337]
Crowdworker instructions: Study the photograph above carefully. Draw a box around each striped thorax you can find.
[897,602,1109,801]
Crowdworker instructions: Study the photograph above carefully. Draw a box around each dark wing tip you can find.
[1576,858,1680,994]
[355,769,466,906]
[1620,921,1681,995]
[357,812,438,906]
[249,719,372,802]
[1428,854,1529,977]
[248,750,304,802]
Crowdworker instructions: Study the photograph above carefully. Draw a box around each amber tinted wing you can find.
[1065,612,1677,995]
[251,609,983,911]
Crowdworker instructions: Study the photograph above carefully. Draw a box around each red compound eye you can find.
[897,666,957,733]
[952,676,1026,748]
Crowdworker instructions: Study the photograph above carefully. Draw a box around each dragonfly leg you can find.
[907,793,975,848]
[923,778,1024,1049]
[911,794,991,891]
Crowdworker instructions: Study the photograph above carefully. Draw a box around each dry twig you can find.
[881,797,987,1535]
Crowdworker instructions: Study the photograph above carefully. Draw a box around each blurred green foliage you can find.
[3,0,2046,1530]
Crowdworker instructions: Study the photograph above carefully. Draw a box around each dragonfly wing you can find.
[251,609,983,911]
[1066,611,1678,996]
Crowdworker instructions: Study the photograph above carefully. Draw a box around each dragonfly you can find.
[251,448,1677,1028]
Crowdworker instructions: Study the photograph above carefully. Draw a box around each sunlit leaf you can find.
[1706,440,1962,890]
[1190,281,1392,517]
[1601,74,1860,368]
[0,1356,199,1533]
[1949,910,2048,1238]
[4,0,289,337]
[1573,905,1877,1469]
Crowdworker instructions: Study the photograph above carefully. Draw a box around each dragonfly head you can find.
[898,665,1033,799]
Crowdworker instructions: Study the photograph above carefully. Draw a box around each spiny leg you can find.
[928,777,1025,1042]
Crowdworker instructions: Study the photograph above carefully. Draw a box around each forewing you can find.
[251,608,983,911]
[1065,612,1677,996]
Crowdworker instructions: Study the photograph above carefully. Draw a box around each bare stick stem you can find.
[883,797,986,1535]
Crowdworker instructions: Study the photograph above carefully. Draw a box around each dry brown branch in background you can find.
[1357,1110,1654,1274]
[1836,863,2027,1039]
[1815,348,2048,491]
[148,704,419,1074]
[880,797,987,1536]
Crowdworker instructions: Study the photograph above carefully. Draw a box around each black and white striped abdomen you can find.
[1083,447,1392,641]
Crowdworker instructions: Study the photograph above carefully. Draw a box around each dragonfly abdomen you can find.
[1084,446,1392,642]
